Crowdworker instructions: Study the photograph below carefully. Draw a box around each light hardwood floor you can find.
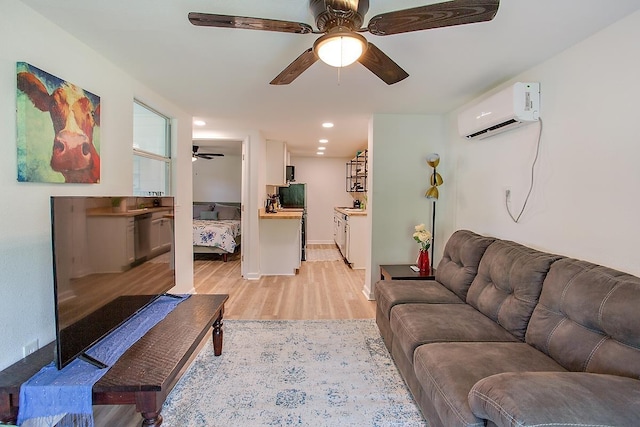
[194,244,376,320]
[94,244,375,426]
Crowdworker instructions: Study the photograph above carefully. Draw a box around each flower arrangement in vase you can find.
[413,224,432,274]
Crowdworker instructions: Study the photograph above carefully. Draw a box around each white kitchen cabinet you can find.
[333,208,368,269]
[334,210,346,257]
[150,212,172,256]
[345,214,368,269]
[87,216,135,272]
[266,140,288,186]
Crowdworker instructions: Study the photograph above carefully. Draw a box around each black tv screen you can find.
[51,196,175,369]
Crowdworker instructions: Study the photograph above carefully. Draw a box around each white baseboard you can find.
[307,240,337,245]
[362,287,374,301]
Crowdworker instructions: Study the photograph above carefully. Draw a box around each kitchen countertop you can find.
[259,208,303,219]
[334,207,367,216]
[277,207,304,212]
[87,207,174,217]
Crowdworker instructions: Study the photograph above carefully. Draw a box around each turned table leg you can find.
[141,412,163,426]
[212,309,224,356]
[0,392,18,425]
[136,391,164,427]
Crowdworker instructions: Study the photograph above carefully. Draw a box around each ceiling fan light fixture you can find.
[314,30,367,68]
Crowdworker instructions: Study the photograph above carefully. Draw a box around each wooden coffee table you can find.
[0,294,228,426]
[380,264,436,281]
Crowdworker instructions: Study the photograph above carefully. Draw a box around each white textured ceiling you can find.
[19,0,640,157]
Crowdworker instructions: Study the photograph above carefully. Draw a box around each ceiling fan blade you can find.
[357,43,408,85]
[188,12,314,34]
[367,0,499,36]
[200,153,224,158]
[270,48,319,85]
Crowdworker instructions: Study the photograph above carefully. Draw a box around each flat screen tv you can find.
[51,196,175,369]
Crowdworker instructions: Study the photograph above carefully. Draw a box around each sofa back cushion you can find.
[435,230,495,300]
[466,240,562,341]
[526,258,640,378]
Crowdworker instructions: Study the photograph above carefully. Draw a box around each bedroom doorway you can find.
[192,139,244,275]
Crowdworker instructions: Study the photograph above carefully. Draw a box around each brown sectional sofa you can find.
[375,230,640,427]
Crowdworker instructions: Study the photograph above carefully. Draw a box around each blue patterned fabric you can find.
[17,295,189,426]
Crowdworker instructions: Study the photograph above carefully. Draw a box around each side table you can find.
[380,264,436,281]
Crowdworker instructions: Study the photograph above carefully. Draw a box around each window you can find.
[133,101,171,196]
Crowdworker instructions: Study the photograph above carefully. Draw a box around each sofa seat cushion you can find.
[469,372,640,427]
[414,342,567,427]
[390,303,519,364]
[375,280,463,320]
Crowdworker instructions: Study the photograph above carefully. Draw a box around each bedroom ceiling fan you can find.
[193,145,224,161]
[188,0,499,85]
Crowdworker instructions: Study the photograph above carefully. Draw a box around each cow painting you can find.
[16,62,100,183]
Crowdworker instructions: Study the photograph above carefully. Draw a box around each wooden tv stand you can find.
[0,294,228,426]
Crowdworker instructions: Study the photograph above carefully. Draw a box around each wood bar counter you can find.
[0,294,228,426]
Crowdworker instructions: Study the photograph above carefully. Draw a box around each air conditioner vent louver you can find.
[458,83,540,140]
[465,119,519,139]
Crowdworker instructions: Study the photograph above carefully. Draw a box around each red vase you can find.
[417,250,430,275]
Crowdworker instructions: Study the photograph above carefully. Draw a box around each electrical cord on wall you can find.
[506,118,544,223]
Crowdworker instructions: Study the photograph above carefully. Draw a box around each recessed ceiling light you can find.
[318,147,326,150]
[194,120,206,126]
[317,151,325,155]
[319,139,328,143]
[322,122,334,128]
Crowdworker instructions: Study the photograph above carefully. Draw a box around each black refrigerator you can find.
[278,183,307,261]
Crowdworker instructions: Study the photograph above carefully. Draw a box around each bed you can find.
[193,202,241,261]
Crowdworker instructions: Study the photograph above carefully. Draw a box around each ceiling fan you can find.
[193,145,224,160]
[188,0,499,85]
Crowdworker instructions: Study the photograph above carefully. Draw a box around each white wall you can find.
[366,115,447,299]
[193,155,242,202]
[448,10,640,277]
[290,156,354,243]
[0,1,193,370]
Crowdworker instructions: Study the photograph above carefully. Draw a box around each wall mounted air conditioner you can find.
[458,82,540,140]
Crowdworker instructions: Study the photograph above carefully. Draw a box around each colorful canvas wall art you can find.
[16,62,101,183]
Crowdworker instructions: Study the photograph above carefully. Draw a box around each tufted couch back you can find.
[434,230,495,301]
[526,258,640,378]
[466,240,563,341]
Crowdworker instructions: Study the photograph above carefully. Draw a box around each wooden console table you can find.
[0,294,228,426]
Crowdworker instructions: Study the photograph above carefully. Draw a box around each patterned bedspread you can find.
[193,219,241,253]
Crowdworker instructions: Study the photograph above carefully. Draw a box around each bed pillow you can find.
[193,204,214,219]
[213,204,241,220]
[200,210,219,220]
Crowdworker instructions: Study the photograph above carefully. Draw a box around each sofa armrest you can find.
[469,372,640,427]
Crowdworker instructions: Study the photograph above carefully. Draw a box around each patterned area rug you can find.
[305,246,343,262]
[162,320,426,426]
